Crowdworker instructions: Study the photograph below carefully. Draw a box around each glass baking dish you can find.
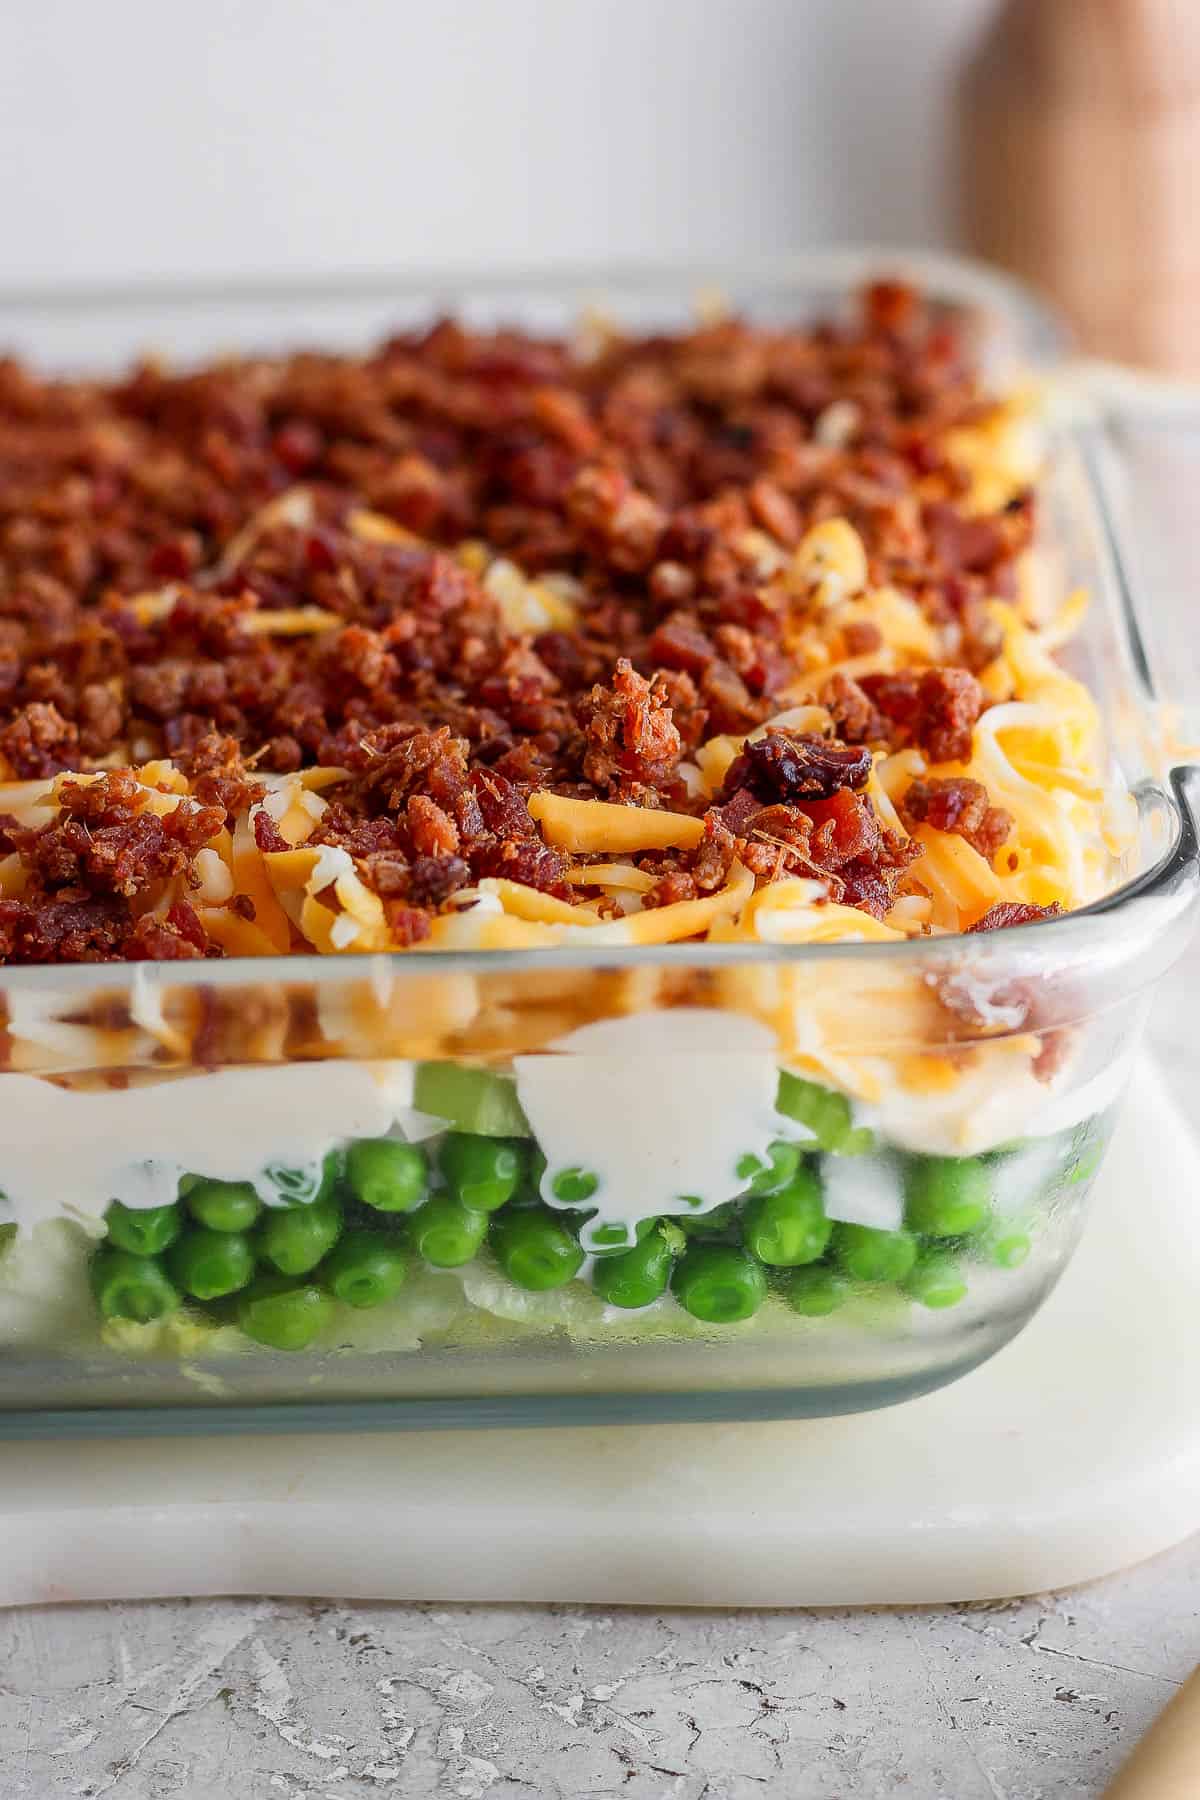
[0,252,1196,1438]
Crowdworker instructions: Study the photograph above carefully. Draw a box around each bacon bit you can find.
[864,279,920,335]
[179,732,265,823]
[165,898,210,952]
[840,830,922,919]
[805,788,880,867]
[408,854,470,906]
[0,894,129,963]
[566,464,665,572]
[748,477,801,547]
[581,658,682,797]
[842,620,883,656]
[147,538,197,581]
[272,420,325,475]
[382,902,432,945]
[407,792,460,858]
[901,776,1012,861]
[967,901,1064,932]
[720,731,872,805]
[253,808,290,854]
[530,386,599,455]
[862,667,984,763]
[471,835,567,895]
[822,672,884,744]
[642,870,699,908]
[690,811,739,892]
[5,773,222,901]
[649,612,716,675]
[304,529,340,575]
[715,787,762,836]
[0,701,80,779]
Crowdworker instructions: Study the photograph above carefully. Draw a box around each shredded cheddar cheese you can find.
[528,792,706,854]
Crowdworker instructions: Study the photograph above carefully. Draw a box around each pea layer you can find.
[84,1071,1107,1350]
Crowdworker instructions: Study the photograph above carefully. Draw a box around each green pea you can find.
[262,1149,343,1208]
[977,1223,1033,1270]
[904,1252,969,1310]
[439,1133,525,1212]
[591,1229,675,1309]
[549,1166,599,1205]
[1066,1121,1110,1187]
[257,1197,343,1276]
[320,1231,409,1309]
[408,1193,489,1268]
[672,1245,767,1323]
[185,1179,262,1233]
[104,1199,183,1257]
[833,1222,919,1285]
[345,1139,428,1214]
[166,1227,256,1301]
[584,1216,658,1257]
[90,1248,181,1322]
[491,1207,585,1291]
[507,1149,551,1211]
[904,1157,992,1239]
[237,1274,334,1351]
[786,1266,851,1317]
[1068,1146,1104,1188]
[742,1166,831,1267]
[677,1201,741,1239]
[512,1146,549,1202]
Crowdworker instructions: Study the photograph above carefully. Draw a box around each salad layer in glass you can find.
[0,270,1192,1424]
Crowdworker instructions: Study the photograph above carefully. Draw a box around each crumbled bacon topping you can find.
[967,901,1063,933]
[860,668,986,765]
[720,732,873,806]
[0,285,1047,961]
[901,776,1012,863]
[580,659,683,800]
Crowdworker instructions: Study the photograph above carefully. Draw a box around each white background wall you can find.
[0,0,994,293]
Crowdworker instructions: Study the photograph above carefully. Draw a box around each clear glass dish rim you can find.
[0,244,1066,348]
[0,771,1191,999]
[1,246,1193,998]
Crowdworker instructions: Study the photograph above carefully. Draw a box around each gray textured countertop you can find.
[1,1542,1197,1800]
[2,985,1198,1800]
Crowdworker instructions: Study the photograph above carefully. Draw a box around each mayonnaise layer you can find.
[0,1062,417,1231]
[0,1010,1125,1236]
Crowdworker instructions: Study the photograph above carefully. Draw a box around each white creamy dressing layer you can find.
[516,1013,810,1241]
[0,1062,418,1231]
[0,1010,1126,1233]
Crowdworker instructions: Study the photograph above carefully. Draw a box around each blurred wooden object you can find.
[1102,1664,1200,1797]
[960,0,1200,376]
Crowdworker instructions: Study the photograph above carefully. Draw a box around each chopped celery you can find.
[413,1062,531,1137]
[776,1072,872,1154]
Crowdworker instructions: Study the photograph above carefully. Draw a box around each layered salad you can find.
[0,283,1131,1368]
